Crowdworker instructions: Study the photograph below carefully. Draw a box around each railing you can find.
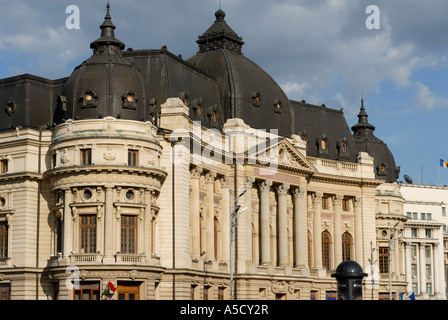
[115,254,145,264]
[70,254,102,264]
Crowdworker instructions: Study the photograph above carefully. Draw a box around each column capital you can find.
[332,194,343,204]
[258,180,272,192]
[204,171,216,184]
[220,176,231,189]
[243,176,255,188]
[292,186,306,199]
[354,196,362,206]
[190,166,203,179]
[276,183,290,195]
[312,192,323,202]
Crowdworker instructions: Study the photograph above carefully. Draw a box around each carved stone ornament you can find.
[60,149,71,164]
[271,281,288,294]
[103,146,117,161]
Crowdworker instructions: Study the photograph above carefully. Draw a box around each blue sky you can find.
[1,0,448,186]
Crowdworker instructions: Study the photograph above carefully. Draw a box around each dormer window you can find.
[191,98,203,119]
[320,139,327,151]
[337,138,349,160]
[80,89,98,108]
[274,99,283,114]
[252,92,261,107]
[122,90,138,110]
[5,99,16,116]
[377,163,387,176]
[317,134,329,156]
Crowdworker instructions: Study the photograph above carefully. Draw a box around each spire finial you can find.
[90,2,125,54]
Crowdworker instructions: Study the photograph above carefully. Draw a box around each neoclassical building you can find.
[0,4,421,300]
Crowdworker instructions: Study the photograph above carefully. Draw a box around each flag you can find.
[409,292,415,300]
[441,159,448,168]
[107,281,116,292]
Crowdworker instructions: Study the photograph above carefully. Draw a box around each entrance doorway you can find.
[117,281,140,300]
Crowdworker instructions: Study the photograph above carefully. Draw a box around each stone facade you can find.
[0,97,419,300]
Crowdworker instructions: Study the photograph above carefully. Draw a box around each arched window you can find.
[322,231,331,269]
[342,232,352,261]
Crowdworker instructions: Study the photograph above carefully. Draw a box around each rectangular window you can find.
[411,264,417,278]
[412,212,418,220]
[411,228,418,237]
[0,284,10,300]
[379,247,389,273]
[425,229,431,238]
[80,215,96,254]
[426,264,431,278]
[0,222,7,258]
[426,283,432,295]
[121,215,137,254]
[427,213,432,221]
[73,282,100,300]
[342,199,349,211]
[425,245,431,258]
[406,212,412,219]
[442,207,446,216]
[218,287,225,300]
[322,197,329,210]
[421,213,426,220]
[128,149,138,166]
[80,149,92,166]
[0,160,8,173]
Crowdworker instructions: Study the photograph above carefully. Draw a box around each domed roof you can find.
[352,99,400,183]
[332,260,367,278]
[56,3,148,124]
[187,10,292,137]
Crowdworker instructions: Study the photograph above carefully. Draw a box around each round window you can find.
[126,190,134,201]
[83,189,92,200]
[341,142,347,153]
[320,139,327,150]
[126,95,134,103]
[85,94,93,102]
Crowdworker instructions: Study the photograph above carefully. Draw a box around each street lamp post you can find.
[229,188,247,300]
[388,221,402,300]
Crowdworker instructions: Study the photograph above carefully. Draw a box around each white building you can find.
[400,183,448,299]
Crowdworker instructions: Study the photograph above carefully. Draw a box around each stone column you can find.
[434,242,442,298]
[144,189,152,262]
[419,243,427,297]
[292,186,306,268]
[205,171,216,260]
[333,194,343,266]
[190,167,202,259]
[62,188,73,259]
[103,186,115,263]
[259,180,272,265]
[220,176,231,262]
[312,192,323,269]
[404,242,412,295]
[354,197,363,263]
[276,183,290,266]
[243,176,255,263]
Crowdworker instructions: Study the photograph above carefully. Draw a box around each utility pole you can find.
[229,188,247,300]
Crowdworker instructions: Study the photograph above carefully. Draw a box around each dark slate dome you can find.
[332,260,367,278]
[351,99,400,183]
[187,10,292,137]
[56,3,148,124]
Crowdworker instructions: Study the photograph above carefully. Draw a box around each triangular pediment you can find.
[249,138,316,174]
